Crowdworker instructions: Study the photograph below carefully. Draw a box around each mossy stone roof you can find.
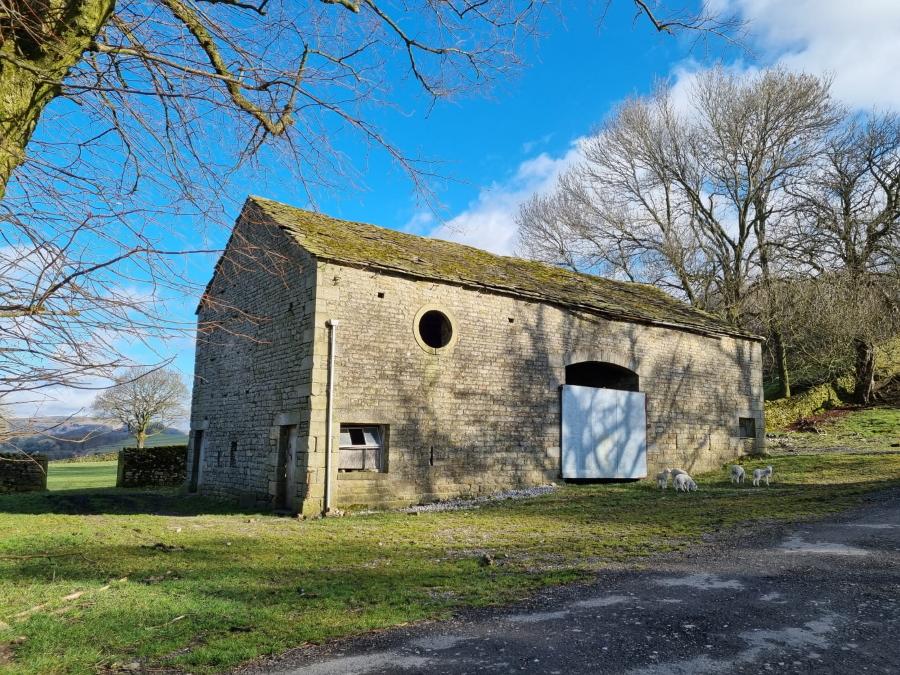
[248,196,755,339]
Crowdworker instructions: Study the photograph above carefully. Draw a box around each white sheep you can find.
[673,472,698,492]
[670,468,688,478]
[656,468,671,489]
[730,465,745,484]
[752,465,774,486]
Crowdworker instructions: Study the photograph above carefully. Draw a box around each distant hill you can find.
[1,417,188,460]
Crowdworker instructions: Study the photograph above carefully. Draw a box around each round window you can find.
[418,310,453,349]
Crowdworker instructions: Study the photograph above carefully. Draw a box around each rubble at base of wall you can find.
[116,446,188,488]
[0,453,48,492]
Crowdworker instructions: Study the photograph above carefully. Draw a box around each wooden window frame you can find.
[338,425,387,473]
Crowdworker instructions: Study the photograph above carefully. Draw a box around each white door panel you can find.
[617,390,648,478]
[561,385,593,479]
[561,385,647,479]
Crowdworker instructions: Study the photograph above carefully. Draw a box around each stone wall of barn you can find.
[189,206,317,510]
[300,261,764,514]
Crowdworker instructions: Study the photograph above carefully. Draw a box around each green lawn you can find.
[46,461,118,491]
[773,406,900,451]
[87,433,188,456]
[831,406,900,439]
[2,451,899,674]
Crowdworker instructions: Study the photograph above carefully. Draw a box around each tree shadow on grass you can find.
[0,536,552,672]
[2,475,898,672]
[0,487,269,516]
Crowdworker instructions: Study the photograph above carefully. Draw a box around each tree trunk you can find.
[753,215,792,398]
[135,430,146,449]
[0,0,116,198]
[852,338,876,404]
[771,330,791,399]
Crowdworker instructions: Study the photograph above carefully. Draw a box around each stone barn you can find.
[189,196,764,514]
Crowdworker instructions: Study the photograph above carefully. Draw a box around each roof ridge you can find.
[245,195,758,340]
[250,196,692,298]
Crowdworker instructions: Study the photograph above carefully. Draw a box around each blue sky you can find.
[272,3,719,234]
[17,0,900,419]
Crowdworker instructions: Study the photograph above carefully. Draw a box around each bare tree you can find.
[0,1,746,201]
[1,1,539,412]
[92,367,188,448]
[745,273,899,398]
[518,68,841,397]
[785,114,900,402]
[93,369,188,448]
[0,1,745,415]
[519,88,713,302]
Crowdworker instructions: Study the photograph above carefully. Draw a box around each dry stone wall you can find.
[0,453,48,492]
[116,445,188,488]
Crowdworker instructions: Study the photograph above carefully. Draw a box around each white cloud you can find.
[429,142,583,255]
[667,59,761,115]
[521,133,555,155]
[4,384,102,420]
[427,1,900,262]
[401,209,435,235]
[712,0,900,109]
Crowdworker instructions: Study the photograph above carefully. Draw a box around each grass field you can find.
[46,461,118,491]
[88,433,188,455]
[2,451,900,674]
[773,406,900,451]
[60,433,189,462]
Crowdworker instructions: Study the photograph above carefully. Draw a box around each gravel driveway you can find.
[239,490,900,675]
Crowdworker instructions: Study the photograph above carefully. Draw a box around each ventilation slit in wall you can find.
[429,446,434,467]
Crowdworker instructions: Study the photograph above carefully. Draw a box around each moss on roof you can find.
[247,196,757,339]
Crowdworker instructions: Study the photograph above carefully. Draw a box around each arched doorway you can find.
[565,361,639,391]
[561,361,646,480]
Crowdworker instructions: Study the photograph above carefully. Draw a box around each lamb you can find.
[656,468,671,489]
[730,465,746,484]
[673,472,698,492]
[670,468,688,478]
[752,465,774,486]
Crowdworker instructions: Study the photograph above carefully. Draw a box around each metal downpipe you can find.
[324,319,339,514]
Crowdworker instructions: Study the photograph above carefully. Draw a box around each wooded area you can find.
[518,69,900,403]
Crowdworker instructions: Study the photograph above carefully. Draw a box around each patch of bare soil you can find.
[787,407,856,433]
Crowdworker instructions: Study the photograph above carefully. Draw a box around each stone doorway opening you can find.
[561,361,646,480]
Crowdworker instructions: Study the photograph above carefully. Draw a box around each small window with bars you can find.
[738,417,756,438]
[339,425,386,472]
